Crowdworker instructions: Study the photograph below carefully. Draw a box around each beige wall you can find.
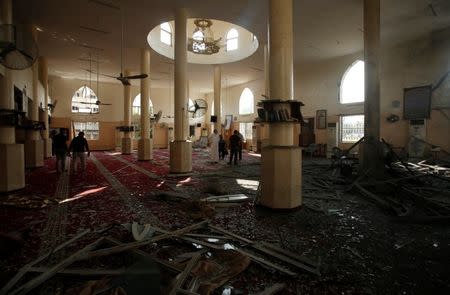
[295,30,450,152]
[0,64,45,116]
[49,76,206,150]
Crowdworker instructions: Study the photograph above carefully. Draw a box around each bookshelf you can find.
[257,99,304,209]
[256,99,304,123]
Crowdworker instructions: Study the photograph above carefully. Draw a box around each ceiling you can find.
[10,0,450,93]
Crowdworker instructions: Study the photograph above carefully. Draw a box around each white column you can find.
[362,0,383,176]
[261,0,301,209]
[269,0,294,101]
[38,57,52,158]
[121,69,132,154]
[24,24,44,167]
[174,7,188,141]
[213,65,221,133]
[170,7,192,173]
[264,44,270,98]
[138,48,152,160]
[0,0,25,192]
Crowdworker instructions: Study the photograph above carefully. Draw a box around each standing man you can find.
[229,130,241,165]
[69,131,90,173]
[237,130,245,161]
[53,128,68,175]
[208,129,220,163]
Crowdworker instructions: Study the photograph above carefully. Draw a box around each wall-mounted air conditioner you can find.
[408,119,426,158]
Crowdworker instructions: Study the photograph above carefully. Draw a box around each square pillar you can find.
[261,145,302,209]
[169,140,192,173]
[122,136,132,155]
[0,144,25,192]
[43,138,52,158]
[24,138,44,168]
[138,138,153,161]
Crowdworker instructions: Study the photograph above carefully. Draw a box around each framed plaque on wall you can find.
[316,109,327,129]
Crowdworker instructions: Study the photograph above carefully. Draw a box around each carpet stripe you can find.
[90,154,160,225]
[110,153,160,179]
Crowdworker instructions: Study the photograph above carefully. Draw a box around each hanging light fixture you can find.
[188,19,221,55]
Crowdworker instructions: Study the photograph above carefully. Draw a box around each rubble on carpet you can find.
[0,194,57,209]
[1,221,317,295]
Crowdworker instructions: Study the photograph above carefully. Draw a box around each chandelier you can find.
[188,19,221,55]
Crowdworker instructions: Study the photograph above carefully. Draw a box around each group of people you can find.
[52,128,90,175]
[209,129,243,165]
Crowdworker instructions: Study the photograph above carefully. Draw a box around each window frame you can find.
[73,121,100,140]
[339,60,365,105]
[160,22,172,46]
[239,122,253,141]
[238,87,254,115]
[71,86,99,114]
[132,94,154,139]
[339,114,364,143]
[226,28,238,51]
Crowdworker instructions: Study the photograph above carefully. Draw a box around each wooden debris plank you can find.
[176,290,200,295]
[208,224,253,245]
[10,237,105,295]
[259,241,318,267]
[235,248,297,277]
[0,229,91,295]
[252,243,320,276]
[27,267,125,276]
[104,237,183,273]
[84,221,208,259]
[149,226,224,250]
[354,183,393,210]
[168,251,204,295]
[184,233,229,240]
[258,283,286,295]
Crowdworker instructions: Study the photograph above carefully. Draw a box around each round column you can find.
[170,7,192,173]
[0,0,25,191]
[121,69,132,154]
[38,57,52,158]
[174,7,188,141]
[24,24,44,167]
[362,0,384,176]
[269,0,294,101]
[261,0,301,209]
[213,65,221,132]
[138,48,153,160]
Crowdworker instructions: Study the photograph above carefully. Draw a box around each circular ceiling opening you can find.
[147,18,259,64]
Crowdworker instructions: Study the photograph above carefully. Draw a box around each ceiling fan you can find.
[188,99,208,118]
[0,24,38,70]
[93,7,147,86]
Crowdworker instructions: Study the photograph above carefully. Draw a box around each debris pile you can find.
[0,220,320,295]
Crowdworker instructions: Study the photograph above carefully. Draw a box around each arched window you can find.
[71,86,99,114]
[239,88,254,115]
[226,28,238,51]
[160,22,172,46]
[132,94,154,139]
[340,60,364,104]
[132,94,154,117]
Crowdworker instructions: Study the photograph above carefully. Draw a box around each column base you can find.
[169,140,192,173]
[138,138,153,160]
[0,144,25,192]
[122,137,132,154]
[261,145,302,209]
[43,138,52,158]
[24,139,44,168]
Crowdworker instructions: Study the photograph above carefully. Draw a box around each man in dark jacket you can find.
[69,131,90,173]
[53,128,68,174]
[228,130,241,165]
